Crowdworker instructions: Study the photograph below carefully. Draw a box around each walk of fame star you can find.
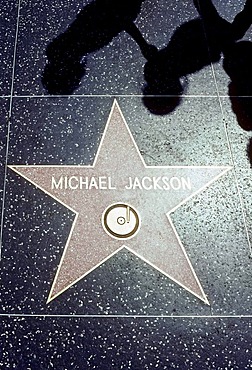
[9,100,231,304]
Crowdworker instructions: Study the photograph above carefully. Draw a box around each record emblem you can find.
[102,203,140,239]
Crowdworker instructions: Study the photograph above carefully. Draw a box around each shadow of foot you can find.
[42,58,86,95]
[142,52,184,115]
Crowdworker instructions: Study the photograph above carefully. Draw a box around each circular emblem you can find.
[102,203,140,239]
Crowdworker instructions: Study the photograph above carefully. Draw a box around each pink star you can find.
[9,100,231,304]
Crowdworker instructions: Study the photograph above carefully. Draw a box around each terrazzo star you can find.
[9,101,231,304]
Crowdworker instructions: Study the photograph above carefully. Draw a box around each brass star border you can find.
[9,100,231,304]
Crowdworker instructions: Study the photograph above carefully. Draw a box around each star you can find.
[9,100,231,304]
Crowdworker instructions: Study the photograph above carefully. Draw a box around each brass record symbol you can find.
[102,203,140,239]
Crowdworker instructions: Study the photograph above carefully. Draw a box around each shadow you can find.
[142,0,234,114]
[247,137,252,165]
[221,0,252,165]
[223,41,252,131]
[143,0,252,115]
[42,0,157,95]
[142,18,214,114]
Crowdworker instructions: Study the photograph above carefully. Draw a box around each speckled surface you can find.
[1,317,252,369]
[0,1,18,95]
[1,0,252,368]
[201,0,252,95]
[13,0,219,96]
[0,99,9,222]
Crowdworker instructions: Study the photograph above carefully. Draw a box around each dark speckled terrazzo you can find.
[0,1,18,95]
[1,0,252,368]
[0,99,9,223]
[8,96,230,166]
[13,0,219,96]
[1,317,252,369]
[202,0,252,95]
[8,97,114,164]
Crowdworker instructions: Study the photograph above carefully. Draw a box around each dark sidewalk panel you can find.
[1,317,252,369]
[7,96,230,166]
[7,97,114,165]
[116,96,230,166]
[13,0,218,96]
[0,1,18,95]
[13,0,84,96]
[0,99,10,225]
[0,1,19,95]
[196,0,252,95]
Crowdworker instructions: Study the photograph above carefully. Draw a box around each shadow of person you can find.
[42,0,157,95]
[247,137,252,166]
[222,0,252,165]
[142,16,221,115]
[143,0,250,115]
[223,41,252,131]
[222,0,252,130]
